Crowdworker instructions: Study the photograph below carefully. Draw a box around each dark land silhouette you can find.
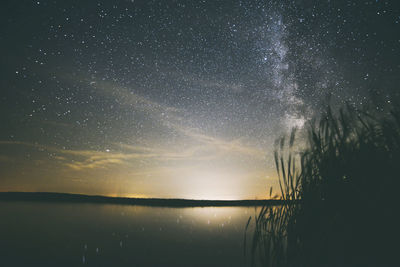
[0,192,285,207]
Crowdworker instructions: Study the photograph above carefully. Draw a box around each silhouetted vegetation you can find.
[247,105,400,266]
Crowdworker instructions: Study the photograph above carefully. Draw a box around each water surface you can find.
[0,201,258,266]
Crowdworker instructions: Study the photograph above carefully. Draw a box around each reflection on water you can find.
[0,202,258,266]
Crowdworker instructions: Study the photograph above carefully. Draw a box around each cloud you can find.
[85,77,265,159]
[173,127,265,159]
[50,148,158,170]
[88,80,182,122]
[0,136,265,172]
[2,75,266,172]
[64,157,125,171]
[115,142,219,161]
[0,141,142,170]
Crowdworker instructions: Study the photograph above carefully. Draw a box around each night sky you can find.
[1,0,399,199]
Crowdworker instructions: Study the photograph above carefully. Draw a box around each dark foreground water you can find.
[0,201,257,267]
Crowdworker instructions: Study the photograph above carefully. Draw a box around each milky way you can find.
[1,0,399,199]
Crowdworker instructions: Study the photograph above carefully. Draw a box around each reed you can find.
[246,105,400,266]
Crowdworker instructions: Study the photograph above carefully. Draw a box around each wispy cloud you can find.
[64,157,125,171]
[0,141,140,170]
[175,127,265,159]
[88,80,183,123]
[116,142,219,161]
[84,77,265,159]
[6,74,265,172]
[0,136,265,171]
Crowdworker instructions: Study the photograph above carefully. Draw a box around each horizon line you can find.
[0,191,285,207]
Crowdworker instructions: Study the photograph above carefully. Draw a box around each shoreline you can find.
[0,192,286,207]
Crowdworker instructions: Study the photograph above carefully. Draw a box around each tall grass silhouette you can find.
[246,105,400,266]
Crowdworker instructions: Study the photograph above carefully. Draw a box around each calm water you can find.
[0,201,258,266]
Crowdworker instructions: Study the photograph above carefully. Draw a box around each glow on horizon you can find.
[0,139,278,200]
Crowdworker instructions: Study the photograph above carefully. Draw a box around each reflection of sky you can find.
[0,202,257,266]
[1,1,399,199]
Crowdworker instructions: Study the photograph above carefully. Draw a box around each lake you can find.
[0,201,258,266]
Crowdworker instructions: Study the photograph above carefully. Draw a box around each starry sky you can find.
[1,0,399,199]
